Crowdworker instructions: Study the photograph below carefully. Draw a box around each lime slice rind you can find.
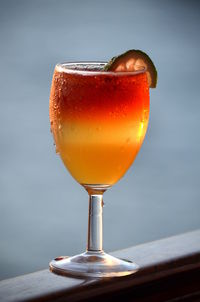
[103,49,157,88]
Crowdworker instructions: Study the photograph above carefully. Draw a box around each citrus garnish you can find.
[103,49,157,88]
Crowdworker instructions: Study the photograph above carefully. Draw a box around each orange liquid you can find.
[49,64,149,185]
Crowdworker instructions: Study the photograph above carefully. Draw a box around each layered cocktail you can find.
[49,51,156,277]
[50,63,149,186]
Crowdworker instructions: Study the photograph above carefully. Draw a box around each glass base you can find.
[49,251,139,278]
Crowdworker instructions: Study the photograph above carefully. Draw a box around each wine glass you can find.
[49,62,149,278]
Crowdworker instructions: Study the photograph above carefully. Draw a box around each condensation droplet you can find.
[53,143,59,154]
[70,124,75,131]
[55,146,59,154]
[50,121,53,133]
[96,126,101,132]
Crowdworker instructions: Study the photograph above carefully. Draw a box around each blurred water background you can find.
[0,0,200,280]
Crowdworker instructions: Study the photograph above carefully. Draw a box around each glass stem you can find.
[87,193,103,252]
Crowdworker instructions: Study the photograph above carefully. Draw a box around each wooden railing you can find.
[0,230,200,302]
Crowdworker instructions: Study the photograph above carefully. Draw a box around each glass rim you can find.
[55,61,147,76]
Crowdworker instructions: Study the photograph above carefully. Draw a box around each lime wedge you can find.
[103,49,157,88]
